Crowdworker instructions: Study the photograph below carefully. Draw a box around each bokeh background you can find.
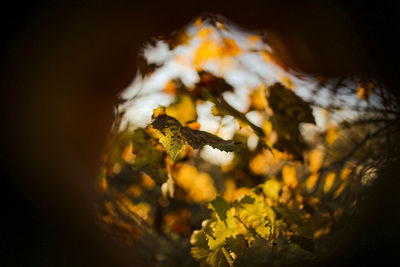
[1,1,400,266]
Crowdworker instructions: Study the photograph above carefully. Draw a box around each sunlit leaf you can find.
[175,164,217,202]
[340,162,354,180]
[190,230,211,261]
[308,149,324,173]
[249,153,269,175]
[282,165,299,189]
[248,84,267,111]
[193,33,241,68]
[323,172,336,193]
[166,94,198,125]
[305,173,319,192]
[333,183,346,199]
[325,125,339,145]
[235,194,276,240]
[151,106,239,160]
[263,179,282,202]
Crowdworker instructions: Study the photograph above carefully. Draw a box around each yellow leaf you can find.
[142,174,156,190]
[309,149,324,173]
[175,164,217,202]
[357,78,374,100]
[247,35,260,48]
[127,185,142,198]
[282,165,298,188]
[306,173,319,192]
[249,153,268,175]
[340,162,353,180]
[325,125,338,145]
[194,40,220,66]
[196,27,214,39]
[263,178,282,201]
[164,80,176,94]
[281,76,293,90]
[249,84,267,111]
[333,183,346,199]
[166,95,197,125]
[222,38,241,56]
[193,38,241,68]
[262,120,273,137]
[122,142,135,163]
[314,227,330,239]
[323,172,336,193]
[260,50,273,62]
[157,125,186,161]
[119,198,152,224]
[152,105,166,118]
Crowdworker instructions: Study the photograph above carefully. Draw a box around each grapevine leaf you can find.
[206,249,230,267]
[274,203,314,252]
[210,196,230,222]
[234,194,276,240]
[151,106,239,160]
[225,234,247,255]
[266,83,315,160]
[190,230,211,261]
[207,219,230,250]
[131,128,168,184]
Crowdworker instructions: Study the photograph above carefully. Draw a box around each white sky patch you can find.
[200,146,234,166]
[143,41,170,64]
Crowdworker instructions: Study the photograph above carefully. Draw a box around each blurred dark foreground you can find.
[1,0,399,266]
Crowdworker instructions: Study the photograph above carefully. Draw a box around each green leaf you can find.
[190,230,211,261]
[225,234,247,255]
[234,194,276,240]
[267,83,315,124]
[266,83,315,160]
[210,196,230,222]
[206,248,230,267]
[131,128,168,184]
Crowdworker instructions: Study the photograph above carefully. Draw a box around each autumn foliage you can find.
[97,14,399,266]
